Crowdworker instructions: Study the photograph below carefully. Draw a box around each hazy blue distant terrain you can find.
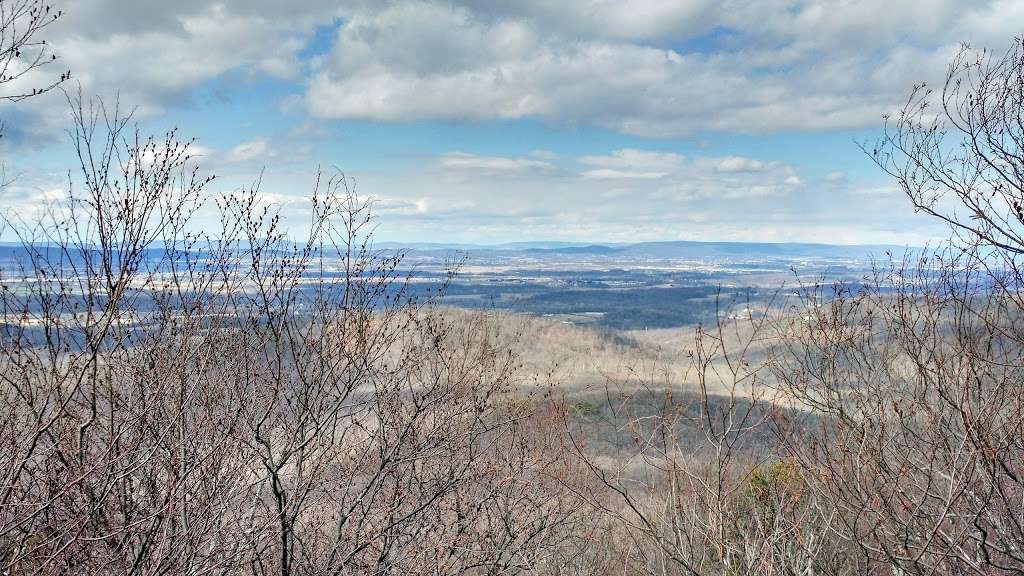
[0,239,910,331]
[394,240,910,329]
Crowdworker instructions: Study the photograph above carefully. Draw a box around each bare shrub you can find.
[559,294,859,575]
[772,251,1024,575]
[0,95,577,574]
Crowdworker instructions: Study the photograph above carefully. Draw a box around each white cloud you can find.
[301,0,1011,135]
[825,171,848,183]
[354,154,936,243]
[56,9,302,115]
[528,149,559,160]
[713,156,775,173]
[2,0,1015,142]
[129,142,212,170]
[581,169,668,180]
[228,138,272,162]
[375,197,431,214]
[854,184,902,196]
[0,180,70,221]
[440,152,553,173]
[580,149,685,171]
[573,149,797,198]
[0,0,343,144]
[0,0,998,246]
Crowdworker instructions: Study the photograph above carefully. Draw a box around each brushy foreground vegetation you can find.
[2,4,1024,574]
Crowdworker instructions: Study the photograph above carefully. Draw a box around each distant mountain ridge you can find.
[386,239,914,260]
[522,245,619,255]
[0,239,915,263]
[618,240,908,259]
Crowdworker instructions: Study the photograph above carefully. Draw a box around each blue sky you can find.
[2,0,1020,244]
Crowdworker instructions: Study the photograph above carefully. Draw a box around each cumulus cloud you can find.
[712,156,777,173]
[301,0,1011,135]
[2,0,1016,142]
[0,0,344,146]
[0,0,996,244]
[58,7,307,113]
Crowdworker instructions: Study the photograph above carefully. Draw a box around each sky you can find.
[1,0,1021,245]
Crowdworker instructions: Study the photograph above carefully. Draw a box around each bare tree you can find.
[557,37,1024,576]
[765,38,1024,575]
[0,0,67,137]
[868,37,1024,257]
